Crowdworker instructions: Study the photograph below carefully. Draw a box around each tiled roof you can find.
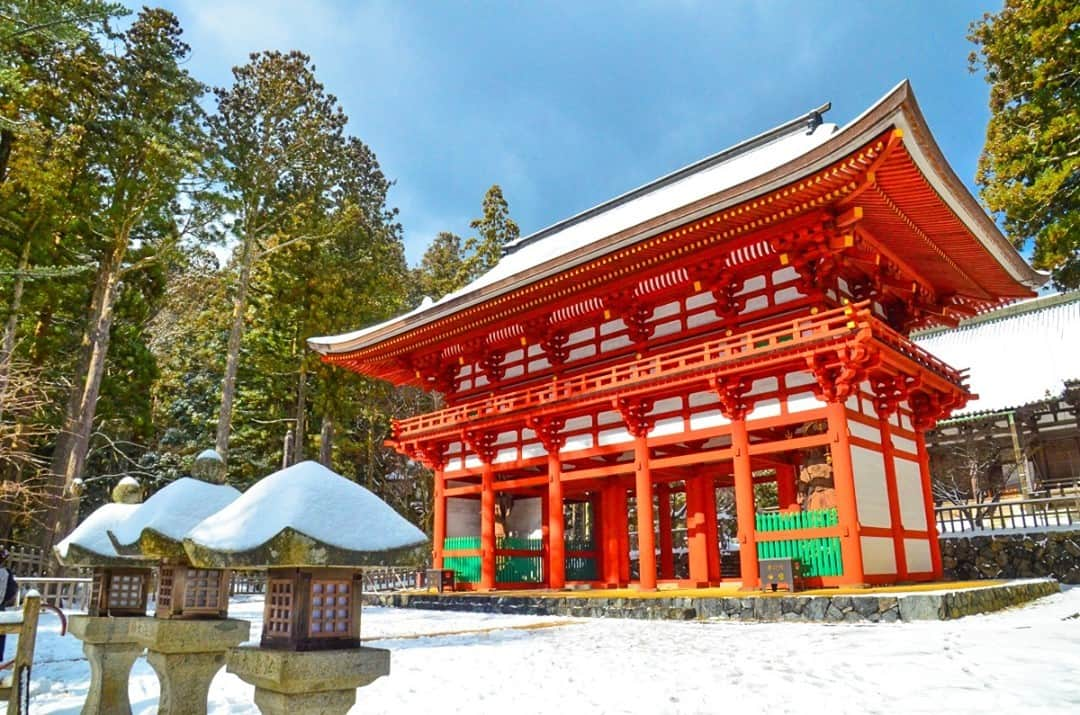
[914,292,1080,417]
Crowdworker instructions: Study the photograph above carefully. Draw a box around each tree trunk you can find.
[282,428,294,470]
[0,238,32,421]
[0,128,14,185]
[319,415,333,466]
[291,359,307,464]
[44,236,126,551]
[215,236,257,463]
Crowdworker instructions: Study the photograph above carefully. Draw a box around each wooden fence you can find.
[935,495,1080,535]
[362,566,417,592]
[15,577,93,611]
[2,542,51,577]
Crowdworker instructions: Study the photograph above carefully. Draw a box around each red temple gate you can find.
[311,82,1041,591]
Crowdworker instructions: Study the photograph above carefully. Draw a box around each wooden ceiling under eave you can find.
[856,141,1030,303]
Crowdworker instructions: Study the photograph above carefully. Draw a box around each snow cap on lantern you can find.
[57,477,149,567]
[184,460,427,650]
[55,477,153,616]
[107,450,241,619]
[108,475,240,559]
[183,460,427,569]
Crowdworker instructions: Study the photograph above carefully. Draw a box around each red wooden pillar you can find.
[776,464,798,511]
[634,434,658,590]
[657,483,674,580]
[685,477,709,585]
[601,483,622,587]
[731,419,759,589]
[540,485,550,578]
[617,486,631,586]
[465,430,499,590]
[547,450,566,589]
[826,400,866,586]
[432,465,446,569]
[879,414,908,581]
[529,416,568,589]
[916,430,943,579]
[480,461,496,590]
[702,477,721,583]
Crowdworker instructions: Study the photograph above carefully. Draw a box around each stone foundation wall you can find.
[365,579,1058,623]
[940,530,1080,584]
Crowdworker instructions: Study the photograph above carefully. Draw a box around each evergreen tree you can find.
[206,50,354,466]
[412,231,467,303]
[969,0,1079,287]
[45,8,206,545]
[465,184,518,280]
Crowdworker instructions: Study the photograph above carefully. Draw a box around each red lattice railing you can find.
[393,302,966,442]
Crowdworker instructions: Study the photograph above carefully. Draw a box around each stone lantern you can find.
[183,460,427,715]
[55,477,153,715]
[106,450,249,715]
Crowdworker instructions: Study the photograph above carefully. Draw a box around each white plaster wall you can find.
[689,410,728,431]
[521,443,548,459]
[649,416,684,437]
[494,448,517,464]
[787,393,824,413]
[598,427,633,446]
[562,434,594,452]
[892,435,917,455]
[852,445,891,528]
[904,538,933,573]
[687,311,716,328]
[650,397,683,414]
[849,420,882,443]
[895,457,927,530]
[748,398,781,420]
[774,286,802,304]
[750,377,778,395]
[861,536,897,576]
[772,267,799,284]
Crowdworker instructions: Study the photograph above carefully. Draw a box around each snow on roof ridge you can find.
[915,292,1079,418]
[503,100,831,256]
[913,291,1080,339]
[309,108,840,354]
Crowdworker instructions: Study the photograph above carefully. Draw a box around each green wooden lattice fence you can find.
[443,536,481,583]
[755,508,843,578]
[565,537,598,581]
[443,536,599,583]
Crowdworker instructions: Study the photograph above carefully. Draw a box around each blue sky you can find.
[144,1,1002,266]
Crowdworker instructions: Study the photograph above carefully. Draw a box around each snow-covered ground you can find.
[21,588,1080,714]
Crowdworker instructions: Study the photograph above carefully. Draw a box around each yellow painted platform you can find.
[404,579,1010,600]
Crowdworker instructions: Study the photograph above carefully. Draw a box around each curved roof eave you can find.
[309,80,1042,357]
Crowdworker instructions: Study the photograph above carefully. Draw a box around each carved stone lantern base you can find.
[226,645,390,715]
[68,616,149,715]
[131,617,251,715]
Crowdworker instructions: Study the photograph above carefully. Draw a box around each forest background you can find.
[0,2,519,552]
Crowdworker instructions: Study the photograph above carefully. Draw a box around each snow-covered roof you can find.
[914,292,1080,417]
[183,460,427,568]
[308,80,1041,359]
[108,477,241,558]
[310,109,839,353]
[55,503,149,567]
